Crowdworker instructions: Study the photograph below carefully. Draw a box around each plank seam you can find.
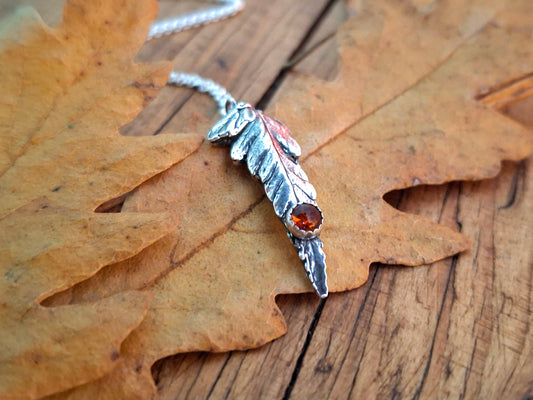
[282,298,327,400]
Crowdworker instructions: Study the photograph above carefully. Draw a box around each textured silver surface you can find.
[209,103,316,218]
[290,236,328,299]
[208,103,328,297]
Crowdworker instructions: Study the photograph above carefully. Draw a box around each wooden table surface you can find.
[3,0,531,399]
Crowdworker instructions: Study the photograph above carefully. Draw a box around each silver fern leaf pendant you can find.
[208,103,328,298]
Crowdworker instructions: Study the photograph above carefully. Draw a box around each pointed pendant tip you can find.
[314,283,329,298]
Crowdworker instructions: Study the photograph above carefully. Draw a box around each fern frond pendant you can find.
[208,103,328,298]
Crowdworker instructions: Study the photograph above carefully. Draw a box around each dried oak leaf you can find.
[0,0,202,398]
[52,0,532,398]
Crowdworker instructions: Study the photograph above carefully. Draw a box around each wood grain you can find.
[1,0,530,398]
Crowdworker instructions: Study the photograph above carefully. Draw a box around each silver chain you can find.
[147,0,245,116]
[167,72,236,116]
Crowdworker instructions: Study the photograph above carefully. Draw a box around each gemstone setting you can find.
[285,203,323,238]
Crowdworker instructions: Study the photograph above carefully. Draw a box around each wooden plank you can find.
[153,294,321,400]
[284,106,533,399]
[122,0,333,137]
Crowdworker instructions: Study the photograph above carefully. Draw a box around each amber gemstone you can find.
[290,204,322,232]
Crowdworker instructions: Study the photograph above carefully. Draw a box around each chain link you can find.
[167,71,236,115]
[147,0,244,40]
[147,0,245,115]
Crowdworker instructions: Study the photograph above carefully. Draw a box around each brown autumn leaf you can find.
[48,0,532,398]
[0,0,203,398]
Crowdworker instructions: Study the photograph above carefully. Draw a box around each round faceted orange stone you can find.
[290,203,322,232]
